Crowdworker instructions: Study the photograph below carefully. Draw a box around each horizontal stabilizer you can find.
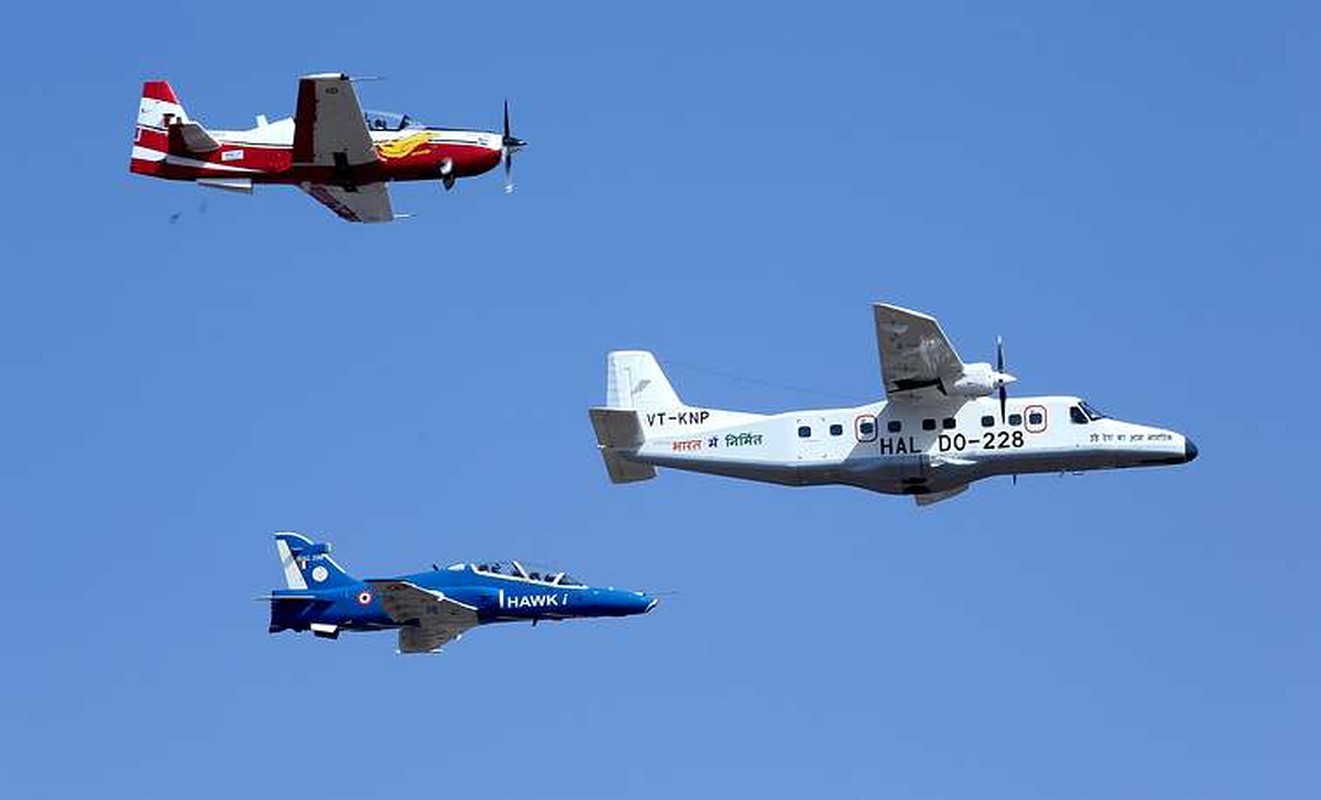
[197,177,253,194]
[169,121,220,154]
[589,408,654,483]
[589,407,645,448]
[601,450,656,483]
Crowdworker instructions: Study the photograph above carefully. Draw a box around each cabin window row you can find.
[797,423,849,438]
[851,410,1043,442]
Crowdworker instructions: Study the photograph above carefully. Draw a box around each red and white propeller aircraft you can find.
[129,74,526,222]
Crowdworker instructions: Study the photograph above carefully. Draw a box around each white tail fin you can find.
[606,351,681,410]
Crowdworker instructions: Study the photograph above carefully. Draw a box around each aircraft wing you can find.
[299,181,394,223]
[873,303,965,403]
[291,73,378,168]
[366,580,479,654]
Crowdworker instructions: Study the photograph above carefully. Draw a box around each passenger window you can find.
[856,417,877,442]
[798,425,811,438]
[1069,406,1088,425]
[981,415,995,428]
[887,420,902,433]
[922,418,936,431]
[1028,411,1044,426]
[829,424,843,436]
[1008,413,1022,426]
[942,417,956,430]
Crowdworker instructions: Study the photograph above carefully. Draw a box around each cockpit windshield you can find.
[1070,401,1108,424]
[363,110,422,132]
[471,560,585,587]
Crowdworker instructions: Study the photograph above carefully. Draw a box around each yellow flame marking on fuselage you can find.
[376,132,433,160]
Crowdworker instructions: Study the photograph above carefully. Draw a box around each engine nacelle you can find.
[947,362,1016,397]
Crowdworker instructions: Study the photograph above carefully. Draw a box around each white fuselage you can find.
[623,395,1194,497]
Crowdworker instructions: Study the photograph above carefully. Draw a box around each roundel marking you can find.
[311,565,329,583]
[357,591,373,605]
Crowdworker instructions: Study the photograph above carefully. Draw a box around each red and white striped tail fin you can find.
[139,80,189,126]
[131,80,189,175]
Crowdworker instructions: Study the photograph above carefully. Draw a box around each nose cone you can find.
[1183,437,1199,463]
[631,591,657,615]
[616,591,656,616]
[594,589,658,617]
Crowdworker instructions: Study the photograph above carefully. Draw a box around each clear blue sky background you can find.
[1,2,1316,797]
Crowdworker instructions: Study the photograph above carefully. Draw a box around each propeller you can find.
[997,336,1008,424]
[501,100,527,194]
[997,335,1018,486]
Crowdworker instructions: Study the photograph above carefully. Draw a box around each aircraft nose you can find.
[1183,437,1199,463]
[630,591,657,615]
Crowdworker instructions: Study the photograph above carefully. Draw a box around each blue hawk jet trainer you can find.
[264,533,657,654]
[589,302,1198,505]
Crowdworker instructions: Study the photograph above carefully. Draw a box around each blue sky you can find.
[1,1,1317,797]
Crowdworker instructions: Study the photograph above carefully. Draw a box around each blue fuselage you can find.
[269,565,654,634]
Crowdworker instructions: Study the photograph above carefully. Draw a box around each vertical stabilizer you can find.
[606,351,682,410]
[272,532,358,590]
[131,80,190,175]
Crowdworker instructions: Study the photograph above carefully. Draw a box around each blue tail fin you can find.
[273,532,358,590]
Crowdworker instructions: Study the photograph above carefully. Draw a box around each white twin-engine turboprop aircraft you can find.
[589,303,1197,505]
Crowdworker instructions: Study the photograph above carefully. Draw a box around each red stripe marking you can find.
[142,80,180,104]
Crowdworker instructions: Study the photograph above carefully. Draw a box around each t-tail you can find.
[268,532,359,635]
[130,79,220,177]
[588,350,758,484]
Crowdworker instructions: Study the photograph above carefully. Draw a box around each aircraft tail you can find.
[591,350,765,484]
[131,80,185,175]
[273,532,359,590]
[131,79,220,175]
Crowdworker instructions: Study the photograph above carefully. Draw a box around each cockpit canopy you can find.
[363,110,423,132]
[1069,400,1108,424]
[469,560,586,587]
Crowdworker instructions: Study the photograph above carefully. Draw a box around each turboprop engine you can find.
[947,361,1016,397]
